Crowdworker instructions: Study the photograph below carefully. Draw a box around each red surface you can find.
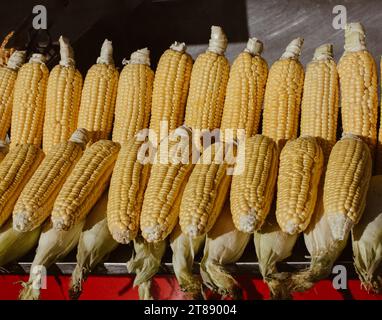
[1,275,382,300]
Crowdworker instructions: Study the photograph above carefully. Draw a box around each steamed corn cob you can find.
[77,39,119,142]
[0,31,15,67]
[42,37,83,153]
[300,44,339,161]
[52,139,120,231]
[0,50,26,140]
[338,23,378,153]
[276,136,324,234]
[324,134,372,240]
[231,134,278,233]
[221,38,268,140]
[0,144,44,227]
[262,38,304,149]
[11,54,49,148]
[112,48,154,144]
[13,129,89,232]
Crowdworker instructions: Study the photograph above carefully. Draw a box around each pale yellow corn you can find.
[0,144,44,227]
[0,51,26,140]
[221,38,268,140]
[13,129,89,232]
[230,134,278,233]
[51,139,120,231]
[43,37,83,153]
[262,38,304,149]
[338,23,378,154]
[77,40,119,142]
[112,49,154,145]
[301,44,339,162]
[324,134,372,240]
[11,54,49,148]
[276,136,324,235]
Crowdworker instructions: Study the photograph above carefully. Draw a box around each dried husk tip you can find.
[281,37,304,60]
[170,225,205,299]
[6,50,26,70]
[244,37,263,56]
[59,36,75,67]
[207,25,228,55]
[344,22,366,52]
[313,43,333,61]
[97,39,114,65]
[170,41,187,53]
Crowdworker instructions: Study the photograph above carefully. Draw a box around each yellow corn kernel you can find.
[230,135,278,233]
[221,38,268,140]
[0,144,44,227]
[107,140,151,244]
[51,139,120,231]
[140,128,194,242]
[0,51,26,140]
[184,26,229,137]
[43,37,83,153]
[112,49,154,145]
[11,54,49,148]
[13,129,89,232]
[77,40,119,142]
[149,42,193,142]
[324,134,372,240]
[262,38,304,149]
[179,142,232,237]
[0,31,15,67]
[338,23,378,154]
[301,44,339,162]
[276,136,324,235]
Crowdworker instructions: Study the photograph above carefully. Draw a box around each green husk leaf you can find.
[18,219,85,300]
[0,218,41,267]
[126,236,166,300]
[200,200,250,299]
[170,224,205,299]
[69,191,119,299]
[253,201,298,299]
[352,175,382,293]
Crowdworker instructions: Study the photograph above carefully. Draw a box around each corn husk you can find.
[352,175,382,293]
[170,224,205,299]
[0,218,41,267]
[18,219,85,300]
[69,190,119,299]
[200,200,250,299]
[126,236,166,300]
[253,201,298,299]
[282,186,348,294]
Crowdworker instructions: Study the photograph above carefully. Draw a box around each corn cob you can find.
[11,54,49,148]
[276,136,324,234]
[324,134,372,240]
[19,219,86,300]
[300,44,339,161]
[109,43,192,243]
[221,38,268,140]
[107,140,151,243]
[0,144,44,227]
[52,139,120,231]
[13,129,89,232]
[200,200,250,299]
[230,134,278,233]
[262,38,304,149]
[77,39,119,142]
[179,141,232,237]
[0,31,15,67]
[69,190,118,299]
[42,37,83,153]
[0,51,26,140]
[352,175,382,293]
[184,25,229,147]
[0,219,41,267]
[338,22,378,154]
[112,48,154,145]
[148,42,193,143]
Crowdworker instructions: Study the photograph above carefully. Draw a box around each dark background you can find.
[1,0,382,74]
